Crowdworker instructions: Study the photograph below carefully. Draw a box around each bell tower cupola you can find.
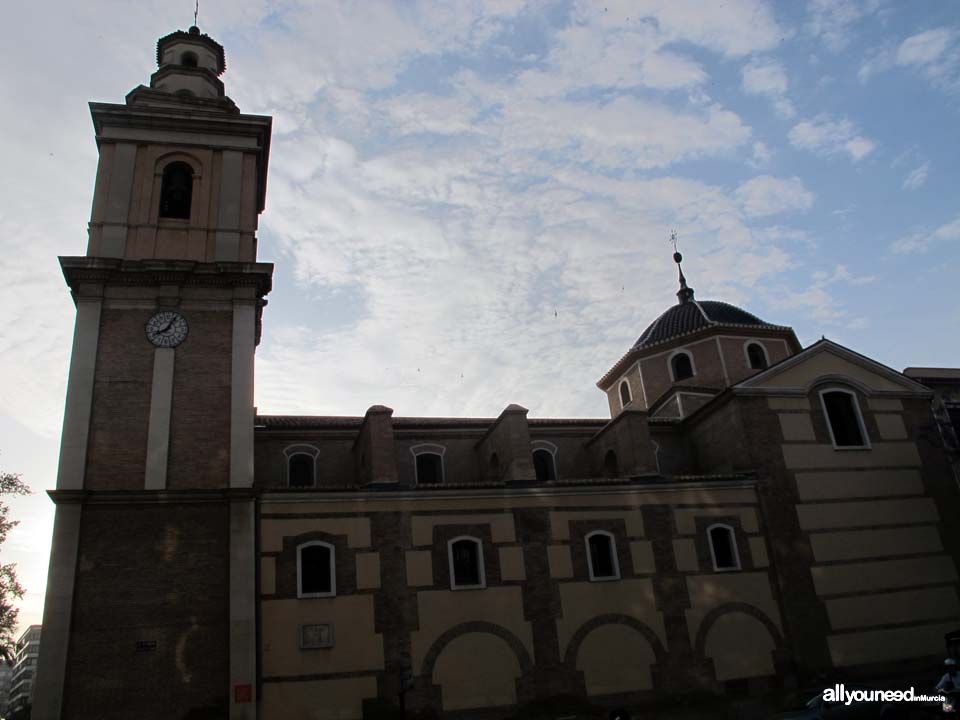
[152,26,227,100]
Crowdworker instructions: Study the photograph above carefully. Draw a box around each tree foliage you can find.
[0,469,30,664]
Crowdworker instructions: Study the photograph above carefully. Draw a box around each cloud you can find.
[860,26,960,91]
[806,0,880,52]
[788,115,876,161]
[748,141,774,168]
[741,58,794,116]
[896,27,960,90]
[897,27,956,66]
[767,264,874,328]
[892,215,960,254]
[735,176,814,217]
[902,162,930,190]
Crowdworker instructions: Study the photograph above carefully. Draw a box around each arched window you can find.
[298,541,335,597]
[746,342,768,370]
[288,453,315,488]
[159,162,193,219]
[284,445,319,487]
[532,444,557,482]
[489,452,500,479]
[448,536,485,589]
[671,351,694,381]
[603,449,619,478]
[586,531,620,581]
[819,388,869,448]
[180,51,199,67]
[411,444,445,485]
[619,380,632,408]
[707,524,740,571]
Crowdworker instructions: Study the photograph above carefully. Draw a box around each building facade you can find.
[9,625,41,718]
[33,26,960,720]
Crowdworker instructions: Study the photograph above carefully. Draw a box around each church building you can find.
[33,26,960,720]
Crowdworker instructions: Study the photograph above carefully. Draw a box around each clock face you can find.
[145,311,189,348]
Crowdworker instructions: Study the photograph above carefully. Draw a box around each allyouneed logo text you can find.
[823,684,945,706]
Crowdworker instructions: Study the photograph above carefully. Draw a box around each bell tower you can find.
[34,25,272,720]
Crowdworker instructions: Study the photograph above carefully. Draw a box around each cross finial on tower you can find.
[669,231,695,304]
[194,0,199,27]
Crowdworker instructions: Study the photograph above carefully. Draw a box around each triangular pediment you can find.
[735,340,930,395]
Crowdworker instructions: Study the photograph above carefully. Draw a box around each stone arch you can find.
[694,603,782,682]
[420,622,533,711]
[565,616,662,696]
[421,621,533,679]
[562,614,667,668]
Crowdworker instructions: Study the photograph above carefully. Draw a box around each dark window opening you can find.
[451,539,482,587]
[416,453,443,484]
[181,51,199,67]
[288,453,314,487]
[159,162,193,219]
[747,343,768,370]
[672,353,694,381]
[603,449,619,478]
[299,544,333,595]
[533,449,557,482]
[588,533,617,579]
[709,526,738,570]
[489,452,500,479]
[619,381,632,408]
[822,390,866,447]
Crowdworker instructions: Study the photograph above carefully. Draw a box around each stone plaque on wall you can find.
[299,623,334,649]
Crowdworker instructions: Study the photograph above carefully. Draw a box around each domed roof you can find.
[633,300,776,351]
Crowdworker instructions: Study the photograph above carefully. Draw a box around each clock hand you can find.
[158,319,174,334]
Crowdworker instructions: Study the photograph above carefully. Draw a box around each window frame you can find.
[669,349,696,382]
[603,449,619,478]
[447,536,486,590]
[744,341,769,370]
[531,440,559,482]
[706,523,741,572]
[410,444,446,485]
[818,387,871,450]
[619,379,632,408]
[158,160,195,220]
[585,530,621,582]
[297,541,336,598]
[283,444,320,488]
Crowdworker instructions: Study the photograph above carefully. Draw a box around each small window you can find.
[180,51,199,67]
[603,449,619,478]
[532,448,557,482]
[707,524,740,572]
[288,453,315,488]
[820,389,868,448]
[746,342,768,370]
[298,542,335,597]
[415,453,443,484]
[489,452,500,478]
[586,531,620,581]
[159,162,193,219]
[619,380,632,408]
[448,537,485,589]
[671,352,694,381]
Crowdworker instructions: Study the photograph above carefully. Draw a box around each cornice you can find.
[48,488,259,505]
[59,256,274,298]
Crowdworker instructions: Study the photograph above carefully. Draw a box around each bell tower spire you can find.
[670,231,695,304]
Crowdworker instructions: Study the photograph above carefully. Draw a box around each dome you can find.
[632,300,776,351]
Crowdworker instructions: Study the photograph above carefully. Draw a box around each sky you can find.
[0,0,958,632]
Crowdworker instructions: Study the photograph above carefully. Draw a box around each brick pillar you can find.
[514,508,582,700]
[642,505,716,692]
[476,404,536,483]
[354,405,398,486]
